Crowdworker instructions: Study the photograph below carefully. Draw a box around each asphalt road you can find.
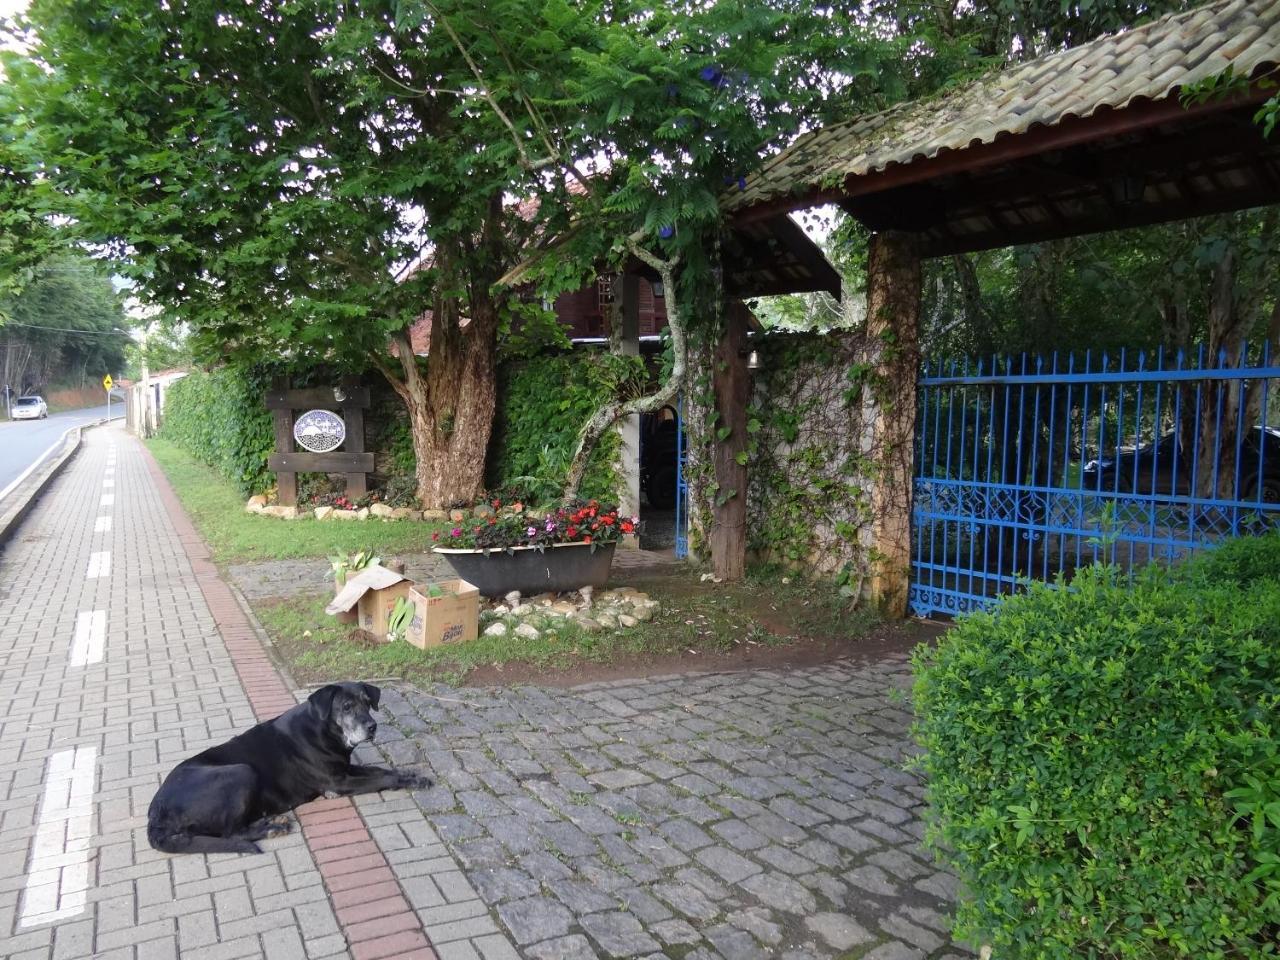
[0,404,122,500]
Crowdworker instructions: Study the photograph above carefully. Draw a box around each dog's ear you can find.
[307,684,342,718]
[360,683,381,710]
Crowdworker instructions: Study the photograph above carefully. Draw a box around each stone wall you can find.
[744,331,879,582]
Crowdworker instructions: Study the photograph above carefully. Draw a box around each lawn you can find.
[147,437,450,563]
[254,570,890,687]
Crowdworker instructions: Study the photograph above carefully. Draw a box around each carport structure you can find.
[722,0,1280,614]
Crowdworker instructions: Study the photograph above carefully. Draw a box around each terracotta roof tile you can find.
[725,0,1280,215]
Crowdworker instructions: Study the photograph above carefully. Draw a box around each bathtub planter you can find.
[432,541,616,598]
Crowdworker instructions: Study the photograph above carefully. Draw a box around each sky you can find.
[0,0,28,15]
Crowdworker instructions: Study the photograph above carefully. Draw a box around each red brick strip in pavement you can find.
[140,445,438,960]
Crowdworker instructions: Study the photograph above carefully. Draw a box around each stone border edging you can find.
[138,440,440,960]
[0,420,95,549]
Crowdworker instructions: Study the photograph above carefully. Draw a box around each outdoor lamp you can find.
[333,386,347,403]
[746,349,761,372]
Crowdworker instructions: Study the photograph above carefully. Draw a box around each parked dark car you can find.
[1082,425,1280,502]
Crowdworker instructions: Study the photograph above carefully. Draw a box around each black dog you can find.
[147,682,430,855]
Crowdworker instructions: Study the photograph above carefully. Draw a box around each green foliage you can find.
[0,253,130,393]
[1182,532,1280,589]
[158,367,275,497]
[913,562,1280,958]
[488,352,633,504]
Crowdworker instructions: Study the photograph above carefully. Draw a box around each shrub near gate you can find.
[913,562,1279,959]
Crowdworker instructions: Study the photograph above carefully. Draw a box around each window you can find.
[597,275,614,312]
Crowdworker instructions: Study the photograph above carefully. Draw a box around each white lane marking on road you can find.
[69,611,106,668]
[19,746,97,927]
[0,423,80,503]
[99,495,114,507]
[102,478,114,488]
[86,552,111,579]
[94,516,112,533]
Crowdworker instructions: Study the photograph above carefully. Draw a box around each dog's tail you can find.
[147,820,261,856]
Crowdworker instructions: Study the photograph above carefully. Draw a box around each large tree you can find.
[3,0,538,506]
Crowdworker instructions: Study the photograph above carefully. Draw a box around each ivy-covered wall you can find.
[486,350,630,504]
[745,332,877,581]
[159,366,276,496]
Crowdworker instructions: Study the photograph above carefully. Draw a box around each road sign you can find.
[102,374,113,391]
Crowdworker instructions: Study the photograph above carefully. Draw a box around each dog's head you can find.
[309,682,381,750]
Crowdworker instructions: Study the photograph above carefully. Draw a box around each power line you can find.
[1,321,134,338]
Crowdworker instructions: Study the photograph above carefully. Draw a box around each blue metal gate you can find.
[674,396,689,558]
[910,344,1280,618]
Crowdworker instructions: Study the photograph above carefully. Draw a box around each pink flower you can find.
[545,519,555,532]
[526,526,537,537]
[450,527,462,537]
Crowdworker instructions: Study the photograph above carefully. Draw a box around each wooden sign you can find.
[266,377,374,506]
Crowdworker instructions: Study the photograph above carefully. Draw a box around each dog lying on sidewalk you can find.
[147,681,430,854]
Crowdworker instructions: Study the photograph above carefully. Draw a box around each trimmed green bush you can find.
[160,367,275,496]
[1182,531,1280,588]
[913,563,1279,958]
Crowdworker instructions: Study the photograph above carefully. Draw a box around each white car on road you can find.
[11,396,49,420]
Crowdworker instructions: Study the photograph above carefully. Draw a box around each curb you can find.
[0,419,106,550]
[138,439,441,960]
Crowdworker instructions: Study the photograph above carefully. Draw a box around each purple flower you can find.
[450,527,461,537]
[545,519,556,532]
[699,66,722,85]
[659,225,674,239]
[526,526,537,538]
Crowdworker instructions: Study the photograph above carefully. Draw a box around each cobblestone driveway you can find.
[363,655,970,960]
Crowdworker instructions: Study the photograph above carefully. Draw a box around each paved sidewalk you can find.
[0,425,348,959]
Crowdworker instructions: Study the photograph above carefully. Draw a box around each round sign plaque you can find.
[293,409,346,453]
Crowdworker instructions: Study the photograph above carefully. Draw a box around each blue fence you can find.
[674,396,689,559]
[910,344,1280,619]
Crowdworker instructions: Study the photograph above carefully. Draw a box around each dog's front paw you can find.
[397,772,433,791]
[266,817,293,838]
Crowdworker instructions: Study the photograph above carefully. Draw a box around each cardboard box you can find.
[325,564,415,640]
[405,579,479,650]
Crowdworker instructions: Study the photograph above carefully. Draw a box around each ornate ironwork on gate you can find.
[675,396,690,559]
[910,344,1280,619]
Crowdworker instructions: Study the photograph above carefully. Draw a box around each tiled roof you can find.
[725,0,1280,215]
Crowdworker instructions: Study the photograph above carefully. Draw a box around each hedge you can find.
[486,351,633,505]
[159,367,275,496]
[913,544,1280,958]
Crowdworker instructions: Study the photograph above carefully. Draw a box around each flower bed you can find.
[433,500,638,550]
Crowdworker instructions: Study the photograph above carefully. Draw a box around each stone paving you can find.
[360,659,971,960]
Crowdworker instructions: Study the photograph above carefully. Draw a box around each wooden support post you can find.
[616,273,642,546]
[864,231,922,617]
[710,308,750,582]
[272,378,298,507]
[340,376,367,500]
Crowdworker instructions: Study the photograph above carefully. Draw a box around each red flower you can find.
[601,515,615,526]
[591,522,599,530]
[488,517,497,525]
[431,532,440,541]
[583,534,593,544]
[621,521,634,534]
[492,499,501,509]
[567,526,578,538]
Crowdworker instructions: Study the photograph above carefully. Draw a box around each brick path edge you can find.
[139,442,440,960]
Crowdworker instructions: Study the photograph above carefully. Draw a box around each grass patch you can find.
[147,436,449,563]
[255,568,881,686]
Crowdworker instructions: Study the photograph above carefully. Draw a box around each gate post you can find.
[864,231,921,617]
